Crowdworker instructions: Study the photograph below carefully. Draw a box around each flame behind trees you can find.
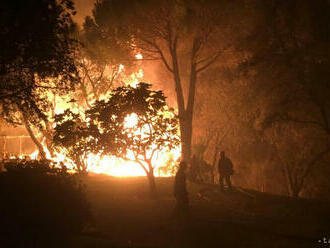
[0,0,79,124]
[54,83,180,197]
[89,0,245,161]
[0,0,80,161]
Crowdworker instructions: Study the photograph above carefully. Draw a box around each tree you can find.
[53,109,96,173]
[267,124,330,197]
[88,0,247,161]
[76,16,135,108]
[86,83,180,197]
[53,83,179,196]
[0,0,79,158]
[238,0,330,196]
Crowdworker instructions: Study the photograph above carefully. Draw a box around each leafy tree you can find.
[86,83,180,197]
[237,0,330,196]
[53,109,96,173]
[76,16,135,108]
[266,124,330,197]
[54,83,179,196]
[87,0,247,161]
[0,0,80,158]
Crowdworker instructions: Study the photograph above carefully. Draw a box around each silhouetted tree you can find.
[268,124,330,197]
[87,0,247,161]
[76,16,135,108]
[0,0,80,158]
[53,109,95,173]
[0,0,79,121]
[54,83,179,197]
[87,83,179,197]
[239,0,330,196]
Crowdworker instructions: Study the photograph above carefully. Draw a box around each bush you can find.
[0,160,91,248]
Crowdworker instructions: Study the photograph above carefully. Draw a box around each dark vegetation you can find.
[1,167,329,247]
[0,0,79,160]
[0,160,90,248]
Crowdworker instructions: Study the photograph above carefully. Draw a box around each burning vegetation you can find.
[25,69,181,179]
[1,0,330,247]
[53,82,180,195]
[0,47,180,178]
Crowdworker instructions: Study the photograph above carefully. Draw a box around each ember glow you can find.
[28,55,181,177]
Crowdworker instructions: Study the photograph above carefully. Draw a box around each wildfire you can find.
[29,136,181,177]
[27,54,181,177]
[124,113,138,128]
[135,53,143,60]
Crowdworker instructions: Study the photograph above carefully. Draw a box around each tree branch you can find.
[196,51,223,73]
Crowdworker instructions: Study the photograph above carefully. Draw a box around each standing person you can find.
[218,151,234,191]
[173,161,189,221]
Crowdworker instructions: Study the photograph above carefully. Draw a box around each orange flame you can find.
[29,55,180,177]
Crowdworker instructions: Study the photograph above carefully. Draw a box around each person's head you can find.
[179,161,187,170]
[220,151,225,158]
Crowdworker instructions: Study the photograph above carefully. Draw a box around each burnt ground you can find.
[72,175,330,248]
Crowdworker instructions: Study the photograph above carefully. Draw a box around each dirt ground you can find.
[72,174,330,248]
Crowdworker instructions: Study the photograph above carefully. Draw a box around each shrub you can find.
[0,160,91,247]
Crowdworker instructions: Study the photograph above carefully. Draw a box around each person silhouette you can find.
[218,151,234,191]
[173,161,189,221]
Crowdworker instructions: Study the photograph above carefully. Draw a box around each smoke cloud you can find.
[73,0,95,26]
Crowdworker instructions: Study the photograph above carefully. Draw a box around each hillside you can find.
[73,175,330,248]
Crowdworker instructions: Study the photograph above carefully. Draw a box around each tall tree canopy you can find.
[192,0,330,197]
[54,83,179,197]
[0,0,79,124]
[87,0,247,161]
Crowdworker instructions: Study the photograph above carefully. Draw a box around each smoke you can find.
[73,0,96,26]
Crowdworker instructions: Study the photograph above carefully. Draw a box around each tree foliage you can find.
[0,0,79,123]
[87,0,247,161]
[53,109,96,173]
[193,0,330,197]
[54,83,179,196]
[87,83,179,157]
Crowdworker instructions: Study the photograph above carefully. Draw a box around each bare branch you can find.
[277,115,325,130]
[138,37,174,73]
[196,51,223,73]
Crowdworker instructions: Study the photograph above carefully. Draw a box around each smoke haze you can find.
[73,0,95,26]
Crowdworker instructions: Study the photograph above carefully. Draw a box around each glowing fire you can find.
[124,113,139,128]
[27,53,181,177]
[29,134,181,177]
[135,53,143,60]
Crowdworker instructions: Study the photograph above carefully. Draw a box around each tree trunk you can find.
[212,148,219,184]
[147,167,157,198]
[76,155,88,174]
[184,57,197,162]
[172,62,196,162]
[180,117,193,161]
[22,114,47,160]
